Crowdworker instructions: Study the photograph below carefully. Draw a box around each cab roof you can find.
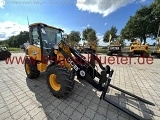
[29,22,64,32]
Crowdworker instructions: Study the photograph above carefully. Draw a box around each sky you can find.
[0,0,154,46]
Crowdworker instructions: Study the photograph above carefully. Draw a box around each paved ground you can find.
[0,52,160,120]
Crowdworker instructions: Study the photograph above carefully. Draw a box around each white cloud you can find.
[76,0,146,17]
[82,24,91,29]
[82,26,86,29]
[0,0,5,8]
[0,21,28,40]
[104,23,107,26]
[97,35,108,46]
[87,24,90,27]
[96,33,100,35]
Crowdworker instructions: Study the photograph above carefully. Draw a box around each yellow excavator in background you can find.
[128,39,149,57]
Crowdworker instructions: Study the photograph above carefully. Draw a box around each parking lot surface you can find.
[0,53,160,120]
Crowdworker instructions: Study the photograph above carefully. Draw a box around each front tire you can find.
[24,58,40,79]
[47,65,75,98]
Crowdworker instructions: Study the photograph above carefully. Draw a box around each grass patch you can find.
[96,47,108,53]
[8,47,22,51]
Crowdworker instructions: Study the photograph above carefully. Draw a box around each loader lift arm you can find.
[58,40,155,120]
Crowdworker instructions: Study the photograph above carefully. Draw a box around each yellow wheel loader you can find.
[128,40,149,57]
[24,23,155,120]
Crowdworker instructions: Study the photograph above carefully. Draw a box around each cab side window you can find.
[32,27,40,47]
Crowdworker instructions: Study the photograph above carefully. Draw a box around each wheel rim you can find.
[49,74,61,91]
[25,63,30,74]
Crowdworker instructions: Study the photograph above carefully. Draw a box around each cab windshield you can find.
[41,27,62,48]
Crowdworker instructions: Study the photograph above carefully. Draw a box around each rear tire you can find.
[24,58,40,79]
[47,65,75,98]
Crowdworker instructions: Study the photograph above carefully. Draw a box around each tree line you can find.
[65,27,98,45]
[103,0,160,45]
[0,31,29,48]
[121,0,160,44]
[0,0,159,47]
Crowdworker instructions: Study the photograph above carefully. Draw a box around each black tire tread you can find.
[25,58,40,79]
[47,65,75,99]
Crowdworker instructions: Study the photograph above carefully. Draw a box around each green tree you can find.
[8,36,15,47]
[17,31,29,46]
[69,31,81,43]
[1,31,29,48]
[149,0,160,38]
[0,41,9,48]
[87,30,97,42]
[121,5,152,44]
[117,35,126,47]
[103,26,118,42]
[82,27,97,41]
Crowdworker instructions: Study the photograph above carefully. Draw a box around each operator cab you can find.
[29,23,64,55]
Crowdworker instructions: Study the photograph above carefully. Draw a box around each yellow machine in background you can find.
[151,38,160,58]
[69,41,97,54]
[128,40,149,57]
[107,40,122,56]
[82,41,97,54]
